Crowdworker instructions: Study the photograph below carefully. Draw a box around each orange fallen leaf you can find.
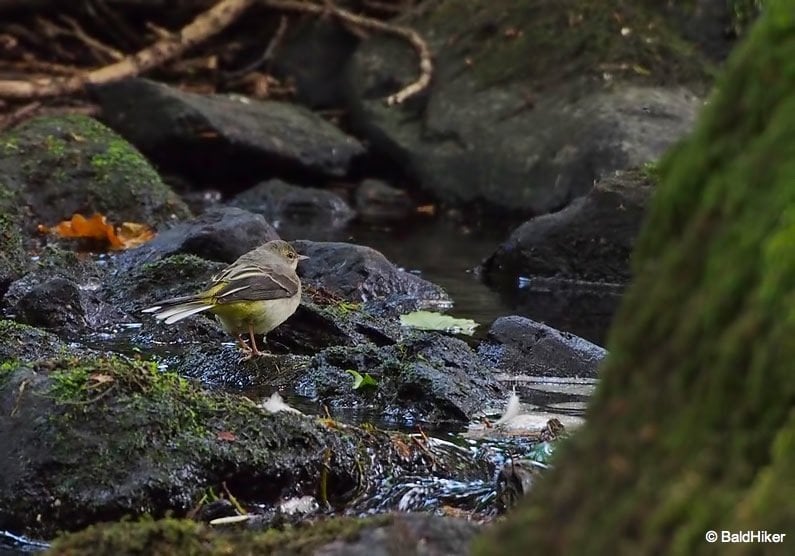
[39,212,155,250]
[216,431,237,442]
[114,221,156,249]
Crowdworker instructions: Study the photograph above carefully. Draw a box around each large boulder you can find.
[0,114,189,229]
[345,0,707,214]
[0,355,443,538]
[94,78,365,189]
[483,169,654,284]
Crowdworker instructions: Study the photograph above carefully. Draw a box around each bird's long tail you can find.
[142,294,213,324]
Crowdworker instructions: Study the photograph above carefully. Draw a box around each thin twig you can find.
[59,14,125,62]
[222,14,288,80]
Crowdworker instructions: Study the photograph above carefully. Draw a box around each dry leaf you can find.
[114,221,156,249]
[216,431,237,442]
[39,212,156,250]
[88,373,114,385]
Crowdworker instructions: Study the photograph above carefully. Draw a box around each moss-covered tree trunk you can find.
[476,4,795,555]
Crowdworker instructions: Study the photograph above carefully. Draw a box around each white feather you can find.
[150,302,212,324]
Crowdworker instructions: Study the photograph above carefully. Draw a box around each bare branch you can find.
[0,0,255,98]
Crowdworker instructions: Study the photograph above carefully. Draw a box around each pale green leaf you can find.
[399,311,478,335]
[345,369,378,390]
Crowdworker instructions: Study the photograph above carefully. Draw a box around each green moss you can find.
[49,366,91,401]
[0,115,190,226]
[44,135,67,158]
[0,349,388,537]
[639,160,660,182]
[48,515,392,556]
[476,5,795,554]
[124,254,222,305]
[324,299,363,318]
[0,359,18,387]
[423,0,711,91]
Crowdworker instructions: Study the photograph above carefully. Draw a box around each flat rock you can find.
[94,78,365,188]
[479,316,606,379]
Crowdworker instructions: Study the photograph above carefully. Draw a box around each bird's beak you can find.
[297,255,310,261]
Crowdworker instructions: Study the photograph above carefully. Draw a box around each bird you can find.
[142,240,308,358]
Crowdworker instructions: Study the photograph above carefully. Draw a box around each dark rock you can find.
[11,277,87,331]
[116,206,280,269]
[105,254,228,347]
[171,310,504,425]
[301,334,504,424]
[345,1,706,215]
[272,18,359,108]
[0,356,437,538]
[0,319,71,362]
[355,179,413,222]
[2,246,131,336]
[661,0,743,60]
[293,240,450,304]
[483,170,654,284]
[479,316,606,379]
[94,78,365,188]
[231,179,355,235]
[0,114,189,230]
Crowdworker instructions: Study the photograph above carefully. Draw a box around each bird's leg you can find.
[248,322,266,357]
[236,334,254,361]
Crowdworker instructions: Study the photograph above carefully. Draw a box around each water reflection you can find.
[275,215,620,346]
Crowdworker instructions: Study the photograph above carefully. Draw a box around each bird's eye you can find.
[287,251,296,259]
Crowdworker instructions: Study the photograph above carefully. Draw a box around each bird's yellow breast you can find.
[210,296,299,336]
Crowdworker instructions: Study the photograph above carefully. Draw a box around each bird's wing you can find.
[209,263,299,304]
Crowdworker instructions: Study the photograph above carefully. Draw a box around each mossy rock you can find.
[347,0,708,214]
[421,0,711,90]
[47,513,480,556]
[0,181,30,289]
[0,318,69,362]
[0,115,190,231]
[0,355,421,538]
[475,5,795,555]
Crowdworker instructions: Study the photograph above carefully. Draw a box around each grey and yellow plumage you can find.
[142,240,307,358]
